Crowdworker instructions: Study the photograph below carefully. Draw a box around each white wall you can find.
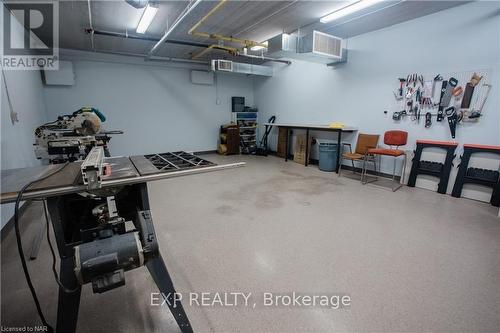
[1,11,49,227]
[43,51,254,156]
[254,2,500,197]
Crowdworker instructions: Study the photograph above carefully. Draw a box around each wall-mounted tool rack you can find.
[390,68,492,138]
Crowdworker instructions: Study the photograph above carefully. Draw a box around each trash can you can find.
[318,143,338,172]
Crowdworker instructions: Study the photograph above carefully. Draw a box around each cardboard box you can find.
[293,134,311,165]
[277,127,288,158]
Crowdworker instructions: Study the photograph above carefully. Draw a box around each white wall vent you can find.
[211,59,233,72]
[211,60,273,77]
[300,31,343,60]
[311,31,342,59]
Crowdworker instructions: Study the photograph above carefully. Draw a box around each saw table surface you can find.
[1,153,244,204]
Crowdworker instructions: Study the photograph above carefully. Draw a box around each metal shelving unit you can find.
[232,110,258,154]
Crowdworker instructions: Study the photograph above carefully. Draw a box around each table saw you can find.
[1,149,244,333]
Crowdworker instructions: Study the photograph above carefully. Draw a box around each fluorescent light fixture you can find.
[320,0,383,23]
[251,41,268,51]
[136,3,159,34]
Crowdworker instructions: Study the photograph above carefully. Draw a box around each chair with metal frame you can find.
[362,130,408,192]
[339,133,380,179]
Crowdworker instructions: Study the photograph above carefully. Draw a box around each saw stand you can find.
[451,144,500,208]
[46,182,193,333]
[407,140,458,194]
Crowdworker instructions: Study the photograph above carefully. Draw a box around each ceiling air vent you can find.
[312,31,342,59]
[211,59,233,72]
[300,31,343,60]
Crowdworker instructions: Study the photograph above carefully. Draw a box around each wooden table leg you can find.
[285,128,289,161]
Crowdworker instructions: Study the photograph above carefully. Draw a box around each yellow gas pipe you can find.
[188,0,267,59]
[192,45,238,60]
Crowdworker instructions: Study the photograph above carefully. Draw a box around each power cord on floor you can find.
[14,162,70,332]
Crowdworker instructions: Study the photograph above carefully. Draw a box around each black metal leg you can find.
[29,217,46,260]
[438,149,456,194]
[336,131,342,173]
[491,181,500,207]
[284,128,289,162]
[407,146,423,188]
[452,151,471,198]
[264,125,269,153]
[146,254,193,333]
[305,129,310,166]
[56,257,82,333]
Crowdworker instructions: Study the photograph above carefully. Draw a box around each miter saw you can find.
[34,107,123,164]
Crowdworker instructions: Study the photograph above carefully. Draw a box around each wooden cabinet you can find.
[218,124,240,155]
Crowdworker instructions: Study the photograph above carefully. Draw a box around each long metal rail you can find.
[1,162,245,204]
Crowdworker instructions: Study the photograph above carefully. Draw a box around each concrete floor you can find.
[1,154,500,332]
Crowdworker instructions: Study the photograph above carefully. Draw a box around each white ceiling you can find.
[10,0,468,62]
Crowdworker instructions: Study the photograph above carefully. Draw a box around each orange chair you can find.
[362,130,408,191]
[339,133,380,179]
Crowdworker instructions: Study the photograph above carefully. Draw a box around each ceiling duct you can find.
[299,31,342,59]
[211,60,273,77]
[267,31,347,65]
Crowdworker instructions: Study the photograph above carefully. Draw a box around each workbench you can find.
[263,123,357,172]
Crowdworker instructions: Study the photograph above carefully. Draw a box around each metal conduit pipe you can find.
[66,48,210,67]
[147,0,203,58]
[85,28,211,49]
[98,49,209,65]
[85,28,291,65]
[236,53,291,65]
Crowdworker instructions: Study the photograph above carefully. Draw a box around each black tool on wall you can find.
[437,77,458,121]
[441,77,458,106]
[445,106,458,138]
[425,112,432,128]
[437,80,447,121]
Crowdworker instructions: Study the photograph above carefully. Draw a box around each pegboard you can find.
[391,68,493,136]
